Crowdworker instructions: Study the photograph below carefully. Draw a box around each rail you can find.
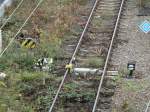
[92,0,125,111]
[48,0,100,111]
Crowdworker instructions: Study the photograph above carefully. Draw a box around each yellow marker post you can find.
[65,64,73,73]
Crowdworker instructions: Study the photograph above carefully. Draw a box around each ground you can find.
[0,0,93,111]
[0,0,150,112]
[111,0,150,111]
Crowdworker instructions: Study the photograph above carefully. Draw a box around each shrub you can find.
[60,82,95,102]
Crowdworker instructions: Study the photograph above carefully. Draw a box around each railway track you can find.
[49,0,127,111]
[145,100,150,112]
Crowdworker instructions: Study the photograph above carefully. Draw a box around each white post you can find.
[0,30,2,53]
[0,5,5,17]
[73,68,118,76]
[4,0,13,7]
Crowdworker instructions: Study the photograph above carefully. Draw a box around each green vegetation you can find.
[122,78,150,92]
[85,57,104,68]
[0,71,59,112]
[60,82,95,102]
[0,0,89,111]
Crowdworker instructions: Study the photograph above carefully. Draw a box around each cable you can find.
[48,0,100,112]
[0,0,45,58]
[145,100,150,112]
[92,0,125,112]
[0,0,24,30]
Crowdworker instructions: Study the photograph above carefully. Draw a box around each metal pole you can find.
[129,70,133,77]
[0,30,2,53]
[139,0,142,10]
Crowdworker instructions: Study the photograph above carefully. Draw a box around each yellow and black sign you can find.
[20,38,36,49]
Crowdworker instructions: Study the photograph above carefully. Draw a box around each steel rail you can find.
[92,0,126,111]
[0,0,45,58]
[48,0,100,111]
[0,0,24,30]
[145,100,150,112]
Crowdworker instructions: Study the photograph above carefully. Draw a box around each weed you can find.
[121,100,136,112]
[60,82,95,102]
[0,0,91,111]
[85,57,104,68]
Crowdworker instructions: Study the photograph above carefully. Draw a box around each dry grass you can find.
[0,0,90,111]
